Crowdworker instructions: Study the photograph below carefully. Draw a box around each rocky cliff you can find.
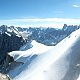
[0,25,28,74]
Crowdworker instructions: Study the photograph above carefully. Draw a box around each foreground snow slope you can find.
[9,29,80,80]
[9,40,52,63]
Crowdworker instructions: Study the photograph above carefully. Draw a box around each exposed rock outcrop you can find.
[0,25,28,74]
[0,73,10,80]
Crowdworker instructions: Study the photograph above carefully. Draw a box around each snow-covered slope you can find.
[9,40,52,63]
[77,75,80,80]
[8,29,80,80]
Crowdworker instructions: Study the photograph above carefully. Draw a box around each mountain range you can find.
[8,27,80,80]
[0,24,80,80]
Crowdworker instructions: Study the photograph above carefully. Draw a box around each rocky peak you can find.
[62,24,80,31]
[0,25,29,74]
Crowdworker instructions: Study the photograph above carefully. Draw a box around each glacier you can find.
[8,29,80,80]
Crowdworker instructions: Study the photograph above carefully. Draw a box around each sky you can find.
[0,0,80,28]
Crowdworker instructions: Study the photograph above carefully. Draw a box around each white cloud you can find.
[73,4,80,7]
[0,18,80,23]
[0,18,80,28]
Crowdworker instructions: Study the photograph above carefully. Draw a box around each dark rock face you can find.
[0,25,28,73]
[62,24,80,35]
[0,33,25,62]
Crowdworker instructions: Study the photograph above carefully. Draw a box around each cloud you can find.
[0,18,80,23]
[73,4,80,7]
[0,18,80,28]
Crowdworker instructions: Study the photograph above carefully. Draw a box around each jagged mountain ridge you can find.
[0,24,80,47]
[0,24,80,49]
[17,24,80,45]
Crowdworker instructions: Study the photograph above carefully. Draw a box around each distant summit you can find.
[62,24,80,32]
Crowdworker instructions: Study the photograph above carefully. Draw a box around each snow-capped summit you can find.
[0,25,19,35]
[8,29,80,80]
